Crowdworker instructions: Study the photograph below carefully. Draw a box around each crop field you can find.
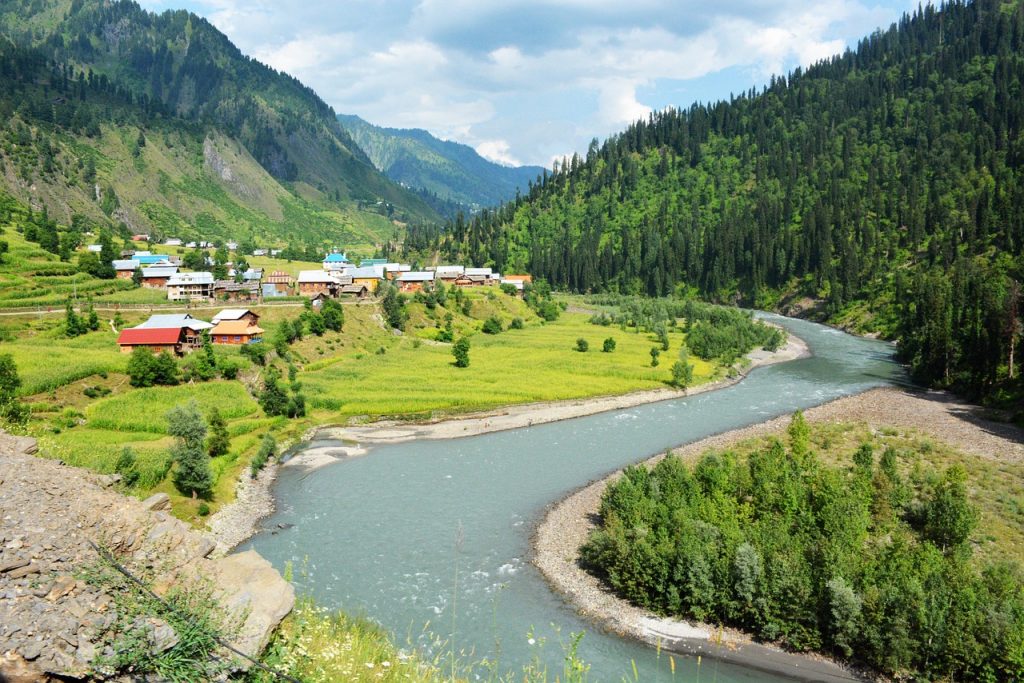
[84,381,260,434]
[303,312,717,420]
[3,328,127,396]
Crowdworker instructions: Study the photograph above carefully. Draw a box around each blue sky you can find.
[138,0,920,168]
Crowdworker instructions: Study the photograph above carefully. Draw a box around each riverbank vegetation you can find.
[581,413,1024,680]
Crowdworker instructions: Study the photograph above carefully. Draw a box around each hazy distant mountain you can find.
[338,115,546,214]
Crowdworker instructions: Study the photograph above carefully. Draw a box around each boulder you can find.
[141,492,171,511]
[209,550,295,665]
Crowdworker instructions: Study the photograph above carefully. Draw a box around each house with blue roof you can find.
[322,252,350,272]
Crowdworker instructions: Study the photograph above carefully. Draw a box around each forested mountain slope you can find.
[0,0,438,246]
[440,0,1024,402]
[338,114,545,216]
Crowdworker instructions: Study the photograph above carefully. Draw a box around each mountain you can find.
[0,0,439,247]
[338,114,545,216]
[440,0,1024,405]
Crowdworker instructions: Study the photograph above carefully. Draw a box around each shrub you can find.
[197,502,210,516]
[481,316,503,335]
[575,338,589,352]
[250,434,277,478]
[452,337,470,368]
[510,317,524,330]
[602,337,616,353]
[650,347,660,367]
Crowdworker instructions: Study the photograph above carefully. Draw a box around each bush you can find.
[575,338,589,352]
[510,317,524,330]
[127,348,179,388]
[452,337,470,368]
[602,337,616,353]
[197,502,210,516]
[481,316,503,334]
[650,347,660,366]
[250,434,277,478]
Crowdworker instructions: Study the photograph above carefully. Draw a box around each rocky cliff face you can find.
[0,431,294,681]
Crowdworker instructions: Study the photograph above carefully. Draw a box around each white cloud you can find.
[476,140,521,166]
[170,0,913,166]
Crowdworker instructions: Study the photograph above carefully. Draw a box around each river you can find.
[243,314,903,681]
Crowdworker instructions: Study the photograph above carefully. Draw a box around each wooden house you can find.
[339,283,369,298]
[140,265,178,288]
[113,259,140,280]
[213,280,260,302]
[117,328,186,355]
[212,308,261,325]
[265,270,294,294]
[298,270,339,296]
[397,271,434,293]
[210,319,265,345]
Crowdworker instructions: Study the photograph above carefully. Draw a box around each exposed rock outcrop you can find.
[0,430,294,681]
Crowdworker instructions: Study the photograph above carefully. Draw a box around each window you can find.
[234,336,241,342]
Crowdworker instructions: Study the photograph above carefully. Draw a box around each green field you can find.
[3,287,753,524]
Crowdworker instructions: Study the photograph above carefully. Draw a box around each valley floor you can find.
[533,386,1024,682]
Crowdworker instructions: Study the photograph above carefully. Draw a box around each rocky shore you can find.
[533,386,1024,682]
[0,432,294,682]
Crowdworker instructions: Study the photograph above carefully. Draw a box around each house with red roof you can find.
[116,327,186,355]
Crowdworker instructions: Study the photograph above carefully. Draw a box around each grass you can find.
[84,381,259,434]
[706,421,1024,567]
[302,310,717,421]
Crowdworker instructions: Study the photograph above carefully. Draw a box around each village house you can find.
[434,265,465,281]
[167,272,215,302]
[322,252,350,272]
[500,274,532,293]
[113,259,140,280]
[252,248,268,257]
[241,268,264,283]
[86,244,103,253]
[164,238,183,247]
[265,270,294,295]
[213,308,260,325]
[396,271,434,293]
[298,270,340,296]
[360,258,388,267]
[116,327,187,355]
[210,319,264,345]
[133,252,175,266]
[339,283,369,298]
[382,263,411,280]
[119,314,214,354]
[131,234,150,242]
[213,280,260,302]
[226,241,238,251]
[140,265,178,288]
[346,266,383,293]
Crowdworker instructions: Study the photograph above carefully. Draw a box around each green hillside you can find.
[0,0,439,248]
[338,114,545,215]
[440,0,1024,405]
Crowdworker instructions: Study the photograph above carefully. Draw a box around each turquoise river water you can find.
[244,314,903,681]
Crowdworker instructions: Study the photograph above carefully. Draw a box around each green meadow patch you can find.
[85,381,259,434]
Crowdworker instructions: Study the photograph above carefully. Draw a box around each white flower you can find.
[527,637,536,645]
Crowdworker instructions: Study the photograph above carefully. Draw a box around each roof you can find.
[117,328,182,345]
[136,254,174,265]
[212,309,256,323]
[323,252,349,263]
[113,259,140,270]
[465,267,493,276]
[141,266,178,278]
[242,269,263,281]
[340,284,368,294]
[435,265,465,276]
[398,271,435,282]
[503,274,532,282]
[348,266,382,279]
[360,258,387,266]
[266,270,293,283]
[167,272,215,286]
[210,320,264,336]
[137,314,214,331]
[298,270,338,284]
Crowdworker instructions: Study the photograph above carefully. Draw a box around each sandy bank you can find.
[533,387,1024,682]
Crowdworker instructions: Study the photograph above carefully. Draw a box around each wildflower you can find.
[527,637,536,646]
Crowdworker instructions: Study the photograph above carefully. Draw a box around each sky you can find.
[138,0,920,168]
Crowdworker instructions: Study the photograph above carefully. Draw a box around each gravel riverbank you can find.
[533,386,1024,682]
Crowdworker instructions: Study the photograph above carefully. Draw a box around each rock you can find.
[0,557,29,573]
[148,619,179,653]
[141,493,171,511]
[18,639,43,660]
[208,550,295,665]
[0,651,45,683]
[46,575,76,601]
[6,563,40,579]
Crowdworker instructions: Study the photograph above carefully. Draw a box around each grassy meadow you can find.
[2,281,737,524]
